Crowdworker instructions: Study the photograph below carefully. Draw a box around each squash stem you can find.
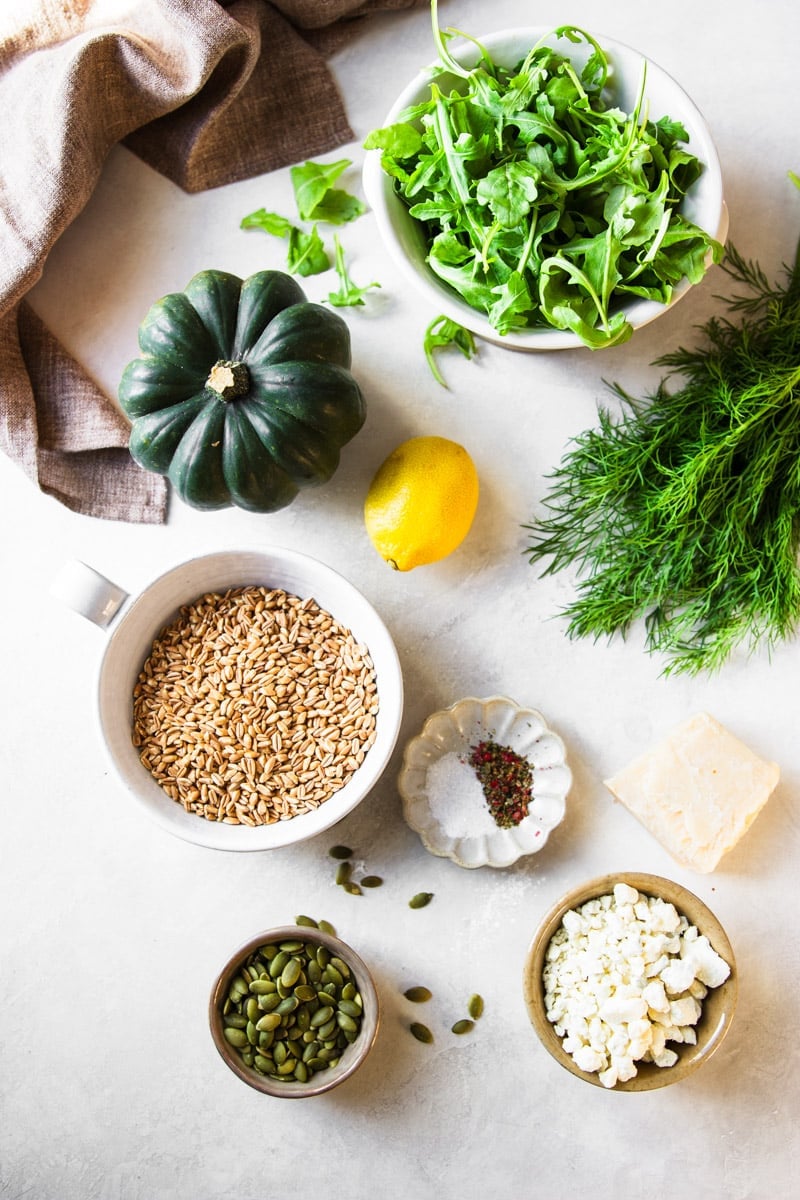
[207,360,249,401]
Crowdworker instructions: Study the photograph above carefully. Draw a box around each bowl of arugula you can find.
[363,15,727,352]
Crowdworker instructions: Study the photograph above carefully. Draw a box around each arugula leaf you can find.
[287,225,329,277]
[290,158,366,224]
[241,207,329,277]
[327,236,381,307]
[240,209,293,237]
[423,314,478,387]
[365,13,722,349]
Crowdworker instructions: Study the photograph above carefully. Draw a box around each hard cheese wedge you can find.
[605,712,780,873]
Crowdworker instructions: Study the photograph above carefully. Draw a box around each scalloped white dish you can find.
[399,697,571,869]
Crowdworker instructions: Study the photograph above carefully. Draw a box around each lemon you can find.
[364,436,479,571]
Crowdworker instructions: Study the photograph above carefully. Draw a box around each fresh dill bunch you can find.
[525,201,800,675]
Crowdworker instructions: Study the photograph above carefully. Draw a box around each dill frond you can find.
[525,221,800,674]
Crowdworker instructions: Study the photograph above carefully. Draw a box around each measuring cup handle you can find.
[50,560,128,628]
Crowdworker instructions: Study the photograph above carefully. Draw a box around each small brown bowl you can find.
[522,873,737,1091]
[209,924,380,1097]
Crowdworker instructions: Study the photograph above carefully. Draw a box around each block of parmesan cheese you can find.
[604,712,780,873]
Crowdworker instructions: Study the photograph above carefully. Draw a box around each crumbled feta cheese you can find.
[542,883,731,1087]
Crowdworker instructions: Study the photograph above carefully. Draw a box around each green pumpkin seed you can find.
[248,978,276,996]
[318,920,336,936]
[255,1012,282,1032]
[241,1050,255,1067]
[336,1011,358,1034]
[337,998,362,1018]
[254,1054,273,1073]
[410,1022,433,1044]
[246,998,260,1022]
[335,862,352,886]
[279,940,304,952]
[317,1017,337,1040]
[295,914,318,928]
[276,995,299,1016]
[329,845,353,859]
[223,1026,249,1049]
[409,892,434,909]
[360,875,383,888]
[343,881,362,895]
[468,994,484,1020]
[276,1058,297,1076]
[257,992,282,1012]
[302,1041,320,1063]
[223,1013,248,1029]
[404,986,432,1003]
[451,1019,475,1035]
[269,950,290,979]
[329,956,351,978]
[310,1005,335,1028]
[294,984,317,1003]
[294,1061,309,1083]
[280,958,302,988]
[323,965,344,987]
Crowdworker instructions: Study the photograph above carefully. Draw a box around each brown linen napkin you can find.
[0,0,425,523]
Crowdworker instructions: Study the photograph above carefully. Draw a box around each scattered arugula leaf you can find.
[423,314,477,387]
[286,224,329,276]
[241,158,367,278]
[525,177,800,674]
[240,209,293,238]
[364,3,722,348]
[327,235,381,308]
[290,158,366,224]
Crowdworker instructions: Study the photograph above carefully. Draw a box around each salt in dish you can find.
[399,696,571,869]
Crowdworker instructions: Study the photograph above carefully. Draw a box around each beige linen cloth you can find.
[0,0,424,523]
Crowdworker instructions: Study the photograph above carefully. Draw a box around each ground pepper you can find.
[467,739,533,828]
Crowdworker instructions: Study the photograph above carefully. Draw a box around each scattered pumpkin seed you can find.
[329,845,353,859]
[408,892,434,909]
[360,875,383,888]
[343,881,362,895]
[410,1022,434,1044]
[404,986,433,1003]
[318,920,337,936]
[294,914,318,928]
[335,861,352,886]
[468,994,484,1020]
[451,1019,475,1035]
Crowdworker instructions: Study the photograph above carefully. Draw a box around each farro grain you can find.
[132,587,379,826]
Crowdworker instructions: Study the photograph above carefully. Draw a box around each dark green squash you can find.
[118,269,366,512]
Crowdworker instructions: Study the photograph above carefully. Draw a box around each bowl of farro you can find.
[94,547,403,850]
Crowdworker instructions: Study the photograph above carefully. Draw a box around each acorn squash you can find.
[118,269,366,512]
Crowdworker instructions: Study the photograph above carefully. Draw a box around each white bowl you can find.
[363,27,727,351]
[79,548,403,851]
[399,696,571,868]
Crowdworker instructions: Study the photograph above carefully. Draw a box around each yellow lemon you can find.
[364,436,479,571]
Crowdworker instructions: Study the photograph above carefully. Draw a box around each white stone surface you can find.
[1,2,799,1197]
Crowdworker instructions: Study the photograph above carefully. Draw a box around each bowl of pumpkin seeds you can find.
[209,919,380,1096]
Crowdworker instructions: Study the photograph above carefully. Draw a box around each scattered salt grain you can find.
[425,751,499,839]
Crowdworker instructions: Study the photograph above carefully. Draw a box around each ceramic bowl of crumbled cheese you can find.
[523,874,737,1090]
[398,696,571,869]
